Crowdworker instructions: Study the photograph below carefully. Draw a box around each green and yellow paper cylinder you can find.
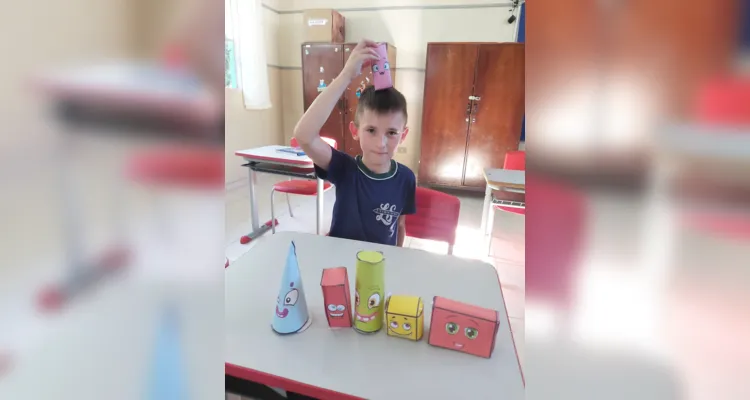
[353,250,385,334]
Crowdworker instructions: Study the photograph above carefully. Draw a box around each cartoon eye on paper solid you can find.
[367,293,381,309]
[275,283,299,319]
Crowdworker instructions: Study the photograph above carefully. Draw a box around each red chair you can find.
[271,137,337,234]
[405,187,461,254]
[525,176,587,310]
[686,77,750,240]
[487,151,526,254]
[126,147,224,190]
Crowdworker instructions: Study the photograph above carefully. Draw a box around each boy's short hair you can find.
[354,86,408,127]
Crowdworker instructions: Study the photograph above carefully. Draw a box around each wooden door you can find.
[302,44,346,148]
[463,43,525,188]
[342,43,371,156]
[418,43,479,187]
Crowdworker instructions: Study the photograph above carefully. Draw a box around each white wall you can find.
[267,0,522,171]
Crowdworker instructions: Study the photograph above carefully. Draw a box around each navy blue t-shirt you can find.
[314,149,417,246]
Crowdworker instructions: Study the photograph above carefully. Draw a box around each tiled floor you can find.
[224,174,526,369]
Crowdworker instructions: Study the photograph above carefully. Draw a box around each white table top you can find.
[35,62,219,123]
[658,124,750,162]
[225,232,524,400]
[235,145,315,167]
[0,280,223,400]
[39,62,209,99]
[484,169,526,190]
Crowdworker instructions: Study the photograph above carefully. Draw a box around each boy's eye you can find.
[366,128,376,133]
[388,131,399,136]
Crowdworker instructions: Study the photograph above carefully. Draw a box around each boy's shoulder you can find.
[394,161,416,182]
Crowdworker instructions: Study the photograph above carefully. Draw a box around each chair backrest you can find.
[504,150,525,171]
[694,77,750,125]
[405,187,461,247]
[290,137,338,150]
[526,176,586,309]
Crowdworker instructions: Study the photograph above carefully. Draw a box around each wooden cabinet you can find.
[301,43,397,157]
[418,43,525,190]
[526,0,739,181]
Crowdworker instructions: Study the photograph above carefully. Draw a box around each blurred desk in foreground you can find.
[36,62,222,140]
[33,62,222,313]
[0,278,222,399]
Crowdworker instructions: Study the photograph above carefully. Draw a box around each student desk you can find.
[34,62,221,311]
[480,169,526,236]
[234,146,326,242]
[225,232,524,400]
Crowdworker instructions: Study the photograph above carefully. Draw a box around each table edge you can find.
[235,151,314,167]
[226,232,525,390]
[226,362,365,400]
[483,169,526,190]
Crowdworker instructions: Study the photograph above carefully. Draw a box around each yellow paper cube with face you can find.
[384,295,424,341]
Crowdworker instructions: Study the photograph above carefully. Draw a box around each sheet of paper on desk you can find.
[272,241,311,334]
[276,147,306,156]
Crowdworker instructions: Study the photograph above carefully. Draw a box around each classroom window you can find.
[225,39,238,89]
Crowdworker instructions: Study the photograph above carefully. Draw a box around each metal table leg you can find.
[239,167,277,244]
[248,169,260,232]
[480,183,493,235]
[316,178,324,235]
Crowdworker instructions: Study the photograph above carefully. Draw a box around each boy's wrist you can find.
[337,70,355,84]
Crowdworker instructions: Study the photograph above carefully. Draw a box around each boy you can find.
[294,39,416,247]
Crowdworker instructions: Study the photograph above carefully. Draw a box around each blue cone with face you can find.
[272,241,310,334]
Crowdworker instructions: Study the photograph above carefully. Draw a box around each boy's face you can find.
[350,109,408,165]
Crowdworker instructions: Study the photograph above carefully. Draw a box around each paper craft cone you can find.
[272,241,310,334]
[372,43,393,90]
[147,305,187,400]
[353,250,385,333]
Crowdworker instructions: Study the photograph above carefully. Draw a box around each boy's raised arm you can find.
[293,39,379,170]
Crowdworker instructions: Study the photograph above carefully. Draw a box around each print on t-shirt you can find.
[373,202,401,238]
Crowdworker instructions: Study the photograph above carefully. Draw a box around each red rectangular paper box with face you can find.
[320,267,353,328]
[428,296,500,358]
[372,42,393,90]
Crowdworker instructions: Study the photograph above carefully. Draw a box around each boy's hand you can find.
[341,39,380,82]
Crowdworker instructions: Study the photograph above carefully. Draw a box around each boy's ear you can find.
[399,127,409,144]
[349,121,359,140]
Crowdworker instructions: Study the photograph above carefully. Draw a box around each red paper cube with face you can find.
[320,267,353,328]
[428,296,500,358]
[371,42,392,90]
